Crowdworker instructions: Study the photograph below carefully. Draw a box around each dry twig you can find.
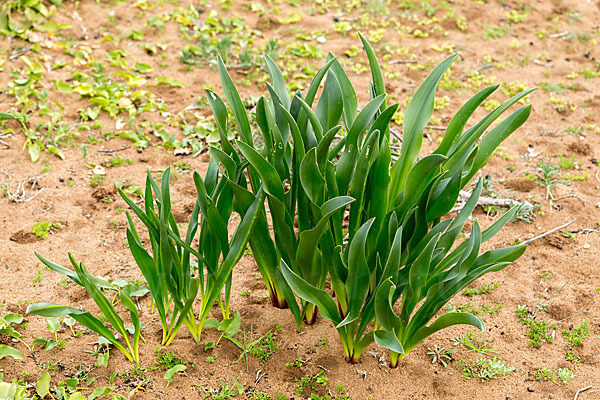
[0,171,48,203]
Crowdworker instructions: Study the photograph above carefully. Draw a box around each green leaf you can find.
[338,219,374,327]
[358,33,386,108]
[219,311,241,337]
[0,345,24,360]
[373,329,404,354]
[435,84,499,155]
[264,55,290,110]
[329,57,357,128]
[315,71,343,132]
[237,141,285,200]
[36,371,51,399]
[164,365,186,385]
[464,105,532,184]
[217,56,252,144]
[280,260,342,325]
[405,313,484,353]
[390,53,458,201]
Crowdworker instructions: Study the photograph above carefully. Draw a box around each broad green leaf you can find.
[404,313,484,353]
[338,219,374,327]
[0,345,23,360]
[280,261,342,325]
[390,54,458,201]
[237,141,284,200]
[164,365,186,383]
[217,56,252,144]
[434,84,499,155]
[36,371,51,399]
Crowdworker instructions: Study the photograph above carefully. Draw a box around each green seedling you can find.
[27,254,143,364]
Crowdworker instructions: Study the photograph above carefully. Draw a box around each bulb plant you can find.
[27,254,143,364]
[211,34,533,364]
[119,167,265,345]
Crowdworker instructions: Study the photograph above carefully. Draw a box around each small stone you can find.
[527,387,534,393]
[583,243,591,249]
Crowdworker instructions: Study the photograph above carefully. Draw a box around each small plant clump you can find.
[463,283,499,297]
[562,321,589,347]
[533,367,575,385]
[427,345,456,367]
[457,358,515,382]
[516,305,557,347]
[31,221,62,239]
[152,347,187,371]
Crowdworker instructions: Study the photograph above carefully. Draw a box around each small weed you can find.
[557,368,575,384]
[458,358,514,381]
[516,305,557,347]
[318,336,329,350]
[152,347,187,371]
[463,283,499,297]
[427,345,456,368]
[533,367,556,382]
[452,331,498,356]
[197,378,244,399]
[562,321,589,347]
[565,350,581,364]
[90,174,105,187]
[32,221,62,239]
[106,155,133,168]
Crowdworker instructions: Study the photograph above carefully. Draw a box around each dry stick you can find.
[449,190,534,213]
[573,386,592,400]
[98,145,130,153]
[521,219,576,246]
[387,59,417,65]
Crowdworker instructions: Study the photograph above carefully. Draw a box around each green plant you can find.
[220,321,280,371]
[557,367,574,384]
[198,378,244,399]
[452,331,498,356]
[119,168,264,345]
[458,358,514,381]
[535,160,568,200]
[90,174,105,188]
[164,365,186,388]
[562,320,589,347]
[152,348,187,371]
[565,350,581,364]
[27,254,143,364]
[427,345,456,367]
[212,35,532,365]
[516,305,557,347]
[0,313,31,360]
[533,367,556,382]
[463,283,498,297]
[31,221,62,239]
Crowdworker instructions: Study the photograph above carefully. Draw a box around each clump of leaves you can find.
[152,347,187,371]
[211,34,532,366]
[27,254,144,364]
[533,367,556,382]
[120,168,264,345]
[562,321,589,347]
[427,345,456,367]
[31,221,62,239]
[0,313,28,360]
[516,305,557,347]
[463,283,498,297]
[458,358,515,381]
